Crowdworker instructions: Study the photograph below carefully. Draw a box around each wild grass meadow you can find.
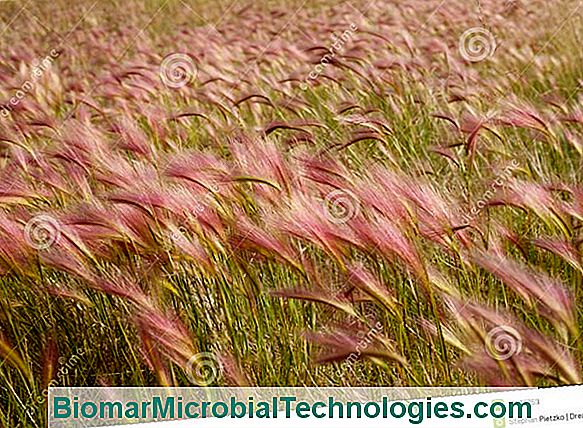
[1,0,583,426]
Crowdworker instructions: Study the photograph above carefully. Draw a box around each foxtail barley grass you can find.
[1,0,583,425]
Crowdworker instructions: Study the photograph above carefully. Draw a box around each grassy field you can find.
[1,0,583,426]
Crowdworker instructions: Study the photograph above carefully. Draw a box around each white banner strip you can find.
[48,386,583,427]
